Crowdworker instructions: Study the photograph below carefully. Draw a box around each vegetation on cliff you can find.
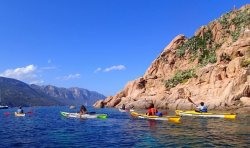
[165,69,197,89]
[218,8,250,42]
[176,28,218,66]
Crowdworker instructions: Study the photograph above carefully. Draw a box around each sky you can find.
[0,0,248,96]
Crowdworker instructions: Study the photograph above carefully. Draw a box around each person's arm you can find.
[146,109,150,115]
[196,106,201,111]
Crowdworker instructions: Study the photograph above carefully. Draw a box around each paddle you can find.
[168,116,181,123]
[26,111,33,114]
[87,111,96,115]
[187,97,198,107]
[4,110,33,116]
[163,111,168,116]
[4,112,10,116]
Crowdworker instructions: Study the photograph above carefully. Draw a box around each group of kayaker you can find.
[116,98,208,117]
[144,101,207,117]
[15,105,88,115]
[15,99,207,117]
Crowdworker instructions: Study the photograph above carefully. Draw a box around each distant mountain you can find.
[0,77,62,107]
[30,84,106,106]
[0,76,106,107]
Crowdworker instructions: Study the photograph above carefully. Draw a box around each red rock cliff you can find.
[94,5,250,113]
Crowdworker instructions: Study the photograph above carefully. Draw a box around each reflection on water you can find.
[0,107,249,147]
[131,116,250,147]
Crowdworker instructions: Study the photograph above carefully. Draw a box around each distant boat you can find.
[69,105,76,109]
[0,89,8,109]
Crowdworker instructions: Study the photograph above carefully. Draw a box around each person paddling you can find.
[79,105,88,115]
[121,104,126,110]
[17,106,24,114]
[195,102,207,112]
[146,104,158,116]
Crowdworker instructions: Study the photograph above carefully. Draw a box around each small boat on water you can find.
[119,108,134,112]
[0,105,8,109]
[175,110,236,119]
[119,108,127,112]
[61,112,107,119]
[130,111,180,122]
[15,112,25,117]
[69,105,76,109]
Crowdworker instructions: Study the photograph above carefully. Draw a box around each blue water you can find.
[0,106,249,147]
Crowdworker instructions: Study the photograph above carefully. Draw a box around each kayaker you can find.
[17,106,24,114]
[146,104,158,116]
[79,105,88,115]
[121,104,125,110]
[195,102,207,112]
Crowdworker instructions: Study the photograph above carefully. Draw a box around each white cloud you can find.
[30,80,45,84]
[0,64,44,84]
[104,65,126,72]
[40,66,57,70]
[57,73,81,81]
[94,67,102,73]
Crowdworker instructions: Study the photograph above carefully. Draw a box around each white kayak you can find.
[15,112,25,117]
[60,112,107,119]
[175,110,236,119]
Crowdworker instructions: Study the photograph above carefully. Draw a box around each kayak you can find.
[130,111,180,122]
[175,110,236,119]
[119,108,127,112]
[15,112,25,117]
[60,112,107,119]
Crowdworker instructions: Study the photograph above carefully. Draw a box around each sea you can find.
[0,106,249,147]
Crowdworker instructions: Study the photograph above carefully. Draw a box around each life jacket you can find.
[17,109,23,114]
[156,112,163,117]
[148,108,158,116]
[200,106,207,112]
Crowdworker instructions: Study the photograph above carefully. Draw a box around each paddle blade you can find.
[4,112,10,116]
[87,112,96,115]
[168,117,181,123]
[187,97,197,107]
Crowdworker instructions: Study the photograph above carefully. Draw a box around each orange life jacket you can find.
[148,108,158,116]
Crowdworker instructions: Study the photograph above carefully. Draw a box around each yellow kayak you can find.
[130,111,180,123]
[15,112,25,117]
[175,110,236,119]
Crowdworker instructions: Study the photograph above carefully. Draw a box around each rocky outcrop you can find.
[94,4,250,113]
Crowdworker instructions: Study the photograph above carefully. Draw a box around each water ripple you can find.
[0,107,249,147]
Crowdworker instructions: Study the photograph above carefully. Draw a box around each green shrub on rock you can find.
[165,69,197,89]
[241,59,250,67]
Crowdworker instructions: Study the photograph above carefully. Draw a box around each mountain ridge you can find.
[0,76,105,107]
